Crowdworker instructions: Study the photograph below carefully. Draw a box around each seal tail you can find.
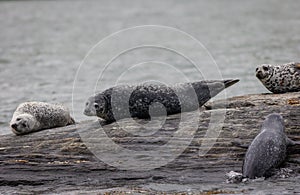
[68,117,76,125]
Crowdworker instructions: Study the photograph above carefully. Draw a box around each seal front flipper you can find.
[98,118,115,126]
[231,139,249,149]
[68,117,76,125]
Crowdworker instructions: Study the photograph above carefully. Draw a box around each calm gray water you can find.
[1,0,300,135]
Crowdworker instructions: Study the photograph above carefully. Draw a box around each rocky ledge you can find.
[0,92,299,194]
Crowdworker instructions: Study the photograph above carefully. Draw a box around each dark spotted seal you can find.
[10,102,75,135]
[242,113,296,179]
[255,62,300,93]
[84,79,239,122]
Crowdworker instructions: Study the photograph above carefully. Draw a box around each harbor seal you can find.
[84,79,239,123]
[242,113,295,179]
[255,62,300,93]
[10,102,75,135]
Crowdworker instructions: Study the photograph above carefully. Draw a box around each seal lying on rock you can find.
[242,113,297,179]
[84,79,239,123]
[10,102,75,135]
[256,62,300,93]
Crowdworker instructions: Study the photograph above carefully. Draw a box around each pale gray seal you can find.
[242,113,297,179]
[255,62,300,93]
[10,102,75,135]
[83,79,239,123]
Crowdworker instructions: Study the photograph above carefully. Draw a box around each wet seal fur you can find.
[242,113,297,179]
[10,102,75,135]
[256,62,300,93]
[84,79,239,123]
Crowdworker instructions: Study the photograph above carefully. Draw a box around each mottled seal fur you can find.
[242,113,295,179]
[84,79,239,122]
[256,62,300,93]
[10,102,75,135]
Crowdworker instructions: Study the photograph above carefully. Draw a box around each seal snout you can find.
[10,122,22,135]
[83,109,90,116]
[256,70,264,79]
[11,123,17,130]
[83,107,96,116]
[255,66,265,79]
[83,108,90,115]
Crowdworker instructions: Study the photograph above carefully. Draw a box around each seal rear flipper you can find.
[231,139,249,149]
[225,171,243,183]
[286,137,300,146]
[224,79,240,88]
[205,79,240,99]
[294,62,300,69]
[68,117,76,125]
[264,167,281,178]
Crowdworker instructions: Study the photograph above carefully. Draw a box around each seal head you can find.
[255,64,273,81]
[10,113,40,135]
[84,95,108,120]
[261,113,284,133]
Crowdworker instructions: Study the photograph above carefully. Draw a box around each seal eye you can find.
[255,68,259,72]
[85,102,88,106]
[22,123,26,128]
[16,118,21,121]
[263,66,269,71]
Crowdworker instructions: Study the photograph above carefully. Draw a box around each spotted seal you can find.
[10,102,75,135]
[255,62,300,93]
[242,113,297,179]
[84,79,239,123]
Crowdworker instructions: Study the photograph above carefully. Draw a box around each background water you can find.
[1,0,299,135]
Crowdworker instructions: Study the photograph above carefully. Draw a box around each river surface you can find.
[0,0,300,135]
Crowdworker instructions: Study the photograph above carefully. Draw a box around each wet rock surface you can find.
[0,92,299,194]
